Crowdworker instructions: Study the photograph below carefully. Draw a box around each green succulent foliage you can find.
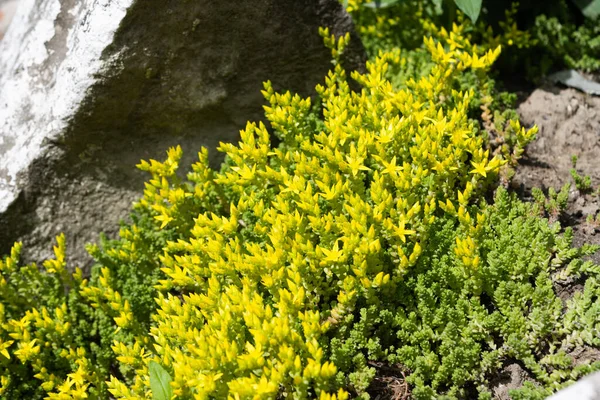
[330,188,600,399]
[533,14,600,73]
[343,0,526,128]
[531,183,570,221]
[362,0,600,24]
[509,382,552,400]
[2,12,600,398]
[345,0,600,81]
[569,155,594,193]
[0,238,109,399]
[0,159,226,400]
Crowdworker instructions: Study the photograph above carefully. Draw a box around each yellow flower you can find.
[470,160,488,177]
[0,338,13,359]
[14,339,40,362]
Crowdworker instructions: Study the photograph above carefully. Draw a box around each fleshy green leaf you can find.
[454,0,482,22]
[432,0,444,15]
[363,0,402,9]
[149,361,173,400]
[573,0,600,18]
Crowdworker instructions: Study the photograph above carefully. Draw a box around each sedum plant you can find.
[345,0,600,81]
[344,0,533,58]
[0,22,599,400]
[331,187,600,398]
[106,26,524,399]
[0,236,107,399]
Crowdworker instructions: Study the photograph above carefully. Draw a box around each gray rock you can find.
[548,69,600,96]
[0,0,365,270]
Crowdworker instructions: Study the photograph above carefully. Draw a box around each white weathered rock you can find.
[0,0,130,211]
[546,371,600,400]
[0,0,365,269]
[0,0,19,39]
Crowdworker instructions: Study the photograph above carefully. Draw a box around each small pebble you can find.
[567,98,580,117]
[569,189,580,202]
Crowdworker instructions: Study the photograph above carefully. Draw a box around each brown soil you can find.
[513,86,600,266]
[366,362,411,400]
[514,86,600,188]
[489,363,537,400]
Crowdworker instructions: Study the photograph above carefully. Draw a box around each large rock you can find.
[546,371,600,400]
[0,0,365,269]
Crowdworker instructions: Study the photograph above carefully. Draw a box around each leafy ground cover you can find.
[345,1,600,398]
[1,2,600,399]
[346,0,600,79]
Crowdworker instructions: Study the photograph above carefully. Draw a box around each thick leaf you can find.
[572,0,600,18]
[362,0,402,9]
[149,361,174,400]
[454,0,482,22]
[432,0,444,15]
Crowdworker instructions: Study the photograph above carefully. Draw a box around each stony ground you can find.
[513,86,600,266]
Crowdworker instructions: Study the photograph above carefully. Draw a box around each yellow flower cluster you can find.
[103,27,535,399]
[0,24,537,400]
[344,0,421,43]
[0,235,103,399]
[474,3,535,51]
[346,0,534,56]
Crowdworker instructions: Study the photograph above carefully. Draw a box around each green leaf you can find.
[453,0,482,22]
[432,0,444,15]
[572,0,600,18]
[149,361,173,400]
[362,0,402,9]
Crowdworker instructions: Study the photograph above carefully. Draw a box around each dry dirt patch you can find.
[513,86,600,265]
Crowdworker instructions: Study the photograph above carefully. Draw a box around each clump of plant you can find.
[531,184,570,223]
[532,9,600,74]
[344,0,532,58]
[0,26,521,398]
[104,26,528,399]
[344,0,529,160]
[1,22,600,400]
[103,27,600,398]
[345,0,600,80]
[0,235,113,399]
[570,155,594,193]
[585,213,600,230]
[332,187,600,399]
[0,162,192,398]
